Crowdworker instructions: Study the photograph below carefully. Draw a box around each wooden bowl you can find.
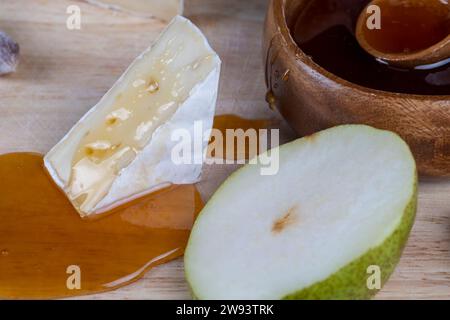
[263,0,450,176]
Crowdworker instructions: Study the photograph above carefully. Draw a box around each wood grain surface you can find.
[0,0,449,300]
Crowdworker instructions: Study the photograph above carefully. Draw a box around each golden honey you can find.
[0,153,203,299]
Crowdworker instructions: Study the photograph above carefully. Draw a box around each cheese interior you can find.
[59,17,217,214]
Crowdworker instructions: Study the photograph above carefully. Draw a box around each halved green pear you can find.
[185,125,417,300]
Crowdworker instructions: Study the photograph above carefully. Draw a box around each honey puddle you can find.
[0,153,203,299]
[0,115,268,298]
[209,114,271,160]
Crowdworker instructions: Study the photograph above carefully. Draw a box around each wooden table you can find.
[0,0,449,300]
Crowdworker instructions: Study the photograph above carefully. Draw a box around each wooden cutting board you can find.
[0,0,449,300]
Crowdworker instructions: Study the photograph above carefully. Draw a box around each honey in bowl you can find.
[292,0,450,95]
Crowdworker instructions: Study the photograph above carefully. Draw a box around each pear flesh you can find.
[185,125,417,300]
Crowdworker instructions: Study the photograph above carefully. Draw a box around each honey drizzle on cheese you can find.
[0,153,203,299]
[68,39,213,214]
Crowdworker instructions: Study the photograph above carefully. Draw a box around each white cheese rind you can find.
[44,16,221,217]
[95,68,219,212]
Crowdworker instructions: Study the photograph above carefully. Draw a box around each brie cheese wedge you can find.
[85,0,183,21]
[45,16,221,218]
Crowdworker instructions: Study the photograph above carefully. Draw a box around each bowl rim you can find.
[271,0,450,101]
